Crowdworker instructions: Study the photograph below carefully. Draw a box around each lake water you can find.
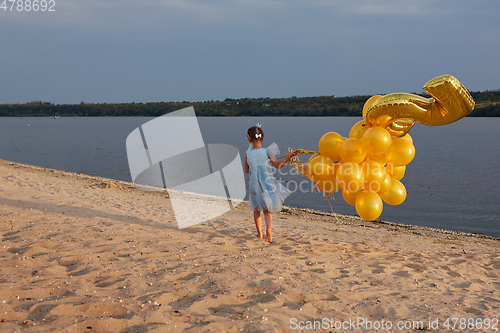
[1,116,499,237]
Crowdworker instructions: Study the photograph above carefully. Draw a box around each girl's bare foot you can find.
[265,229,272,243]
[254,211,263,239]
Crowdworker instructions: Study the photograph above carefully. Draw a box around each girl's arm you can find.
[244,154,249,173]
[269,150,298,169]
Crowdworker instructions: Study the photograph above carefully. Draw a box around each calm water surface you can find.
[1,116,499,236]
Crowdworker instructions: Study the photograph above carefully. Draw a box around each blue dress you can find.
[246,143,291,213]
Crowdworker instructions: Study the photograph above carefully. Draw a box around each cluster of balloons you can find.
[306,101,415,221]
[303,74,475,221]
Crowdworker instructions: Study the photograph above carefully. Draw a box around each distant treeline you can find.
[1,90,499,117]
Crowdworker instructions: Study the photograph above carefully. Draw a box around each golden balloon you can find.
[355,191,383,221]
[380,179,407,205]
[364,75,475,137]
[361,160,386,192]
[339,138,366,164]
[362,126,392,156]
[337,162,364,192]
[349,120,371,140]
[342,188,360,206]
[362,95,383,121]
[318,132,344,161]
[378,173,392,194]
[392,133,413,144]
[307,154,334,182]
[386,165,406,180]
[385,139,415,167]
[312,177,339,194]
[366,152,386,164]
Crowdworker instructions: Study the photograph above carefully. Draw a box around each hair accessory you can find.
[256,123,262,128]
[255,133,262,139]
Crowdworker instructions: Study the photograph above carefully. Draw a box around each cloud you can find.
[355,2,423,16]
[308,0,448,17]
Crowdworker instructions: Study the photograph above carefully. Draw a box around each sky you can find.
[1,0,499,104]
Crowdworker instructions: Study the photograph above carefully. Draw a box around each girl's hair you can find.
[247,126,264,142]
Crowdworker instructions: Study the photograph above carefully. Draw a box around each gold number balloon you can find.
[364,75,475,137]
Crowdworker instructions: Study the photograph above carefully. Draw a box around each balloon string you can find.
[284,148,318,182]
[325,193,340,224]
[283,148,340,223]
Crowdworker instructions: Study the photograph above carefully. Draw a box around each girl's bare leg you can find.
[263,210,272,243]
[254,211,263,239]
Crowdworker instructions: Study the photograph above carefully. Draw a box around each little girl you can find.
[244,125,297,243]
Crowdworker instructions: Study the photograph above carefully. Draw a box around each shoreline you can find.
[1,158,500,332]
[2,159,499,241]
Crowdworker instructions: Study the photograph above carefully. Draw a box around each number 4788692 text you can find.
[1,0,55,11]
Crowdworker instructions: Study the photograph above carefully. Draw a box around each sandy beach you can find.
[1,159,500,332]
